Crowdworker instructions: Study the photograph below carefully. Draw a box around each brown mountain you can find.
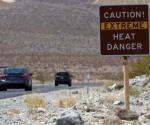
[0,0,99,55]
[0,0,146,80]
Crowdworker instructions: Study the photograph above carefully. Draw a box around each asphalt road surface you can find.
[0,83,102,99]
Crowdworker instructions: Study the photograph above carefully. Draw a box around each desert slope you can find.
[0,0,147,79]
[0,0,99,55]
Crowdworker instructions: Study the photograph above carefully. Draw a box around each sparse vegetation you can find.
[102,80,117,90]
[129,86,142,97]
[56,97,76,108]
[33,72,54,83]
[34,72,45,84]
[24,94,46,109]
[129,56,150,78]
[21,123,32,125]
[7,109,20,115]
[102,93,117,104]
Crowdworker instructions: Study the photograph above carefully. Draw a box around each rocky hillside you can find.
[1,0,149,55]
[0,0,99,55]
[93,0,150,4]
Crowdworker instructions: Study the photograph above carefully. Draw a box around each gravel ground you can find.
[0,79,149,125]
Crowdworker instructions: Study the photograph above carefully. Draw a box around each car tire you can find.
[25,85,32,91]
[68,83,72,87]
[55,83,58,86]
[0,87,7,91]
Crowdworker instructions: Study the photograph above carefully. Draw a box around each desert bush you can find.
[129,86,142,97]
[102,80,116,90]
[24,94,45,109]
[102,93,116,104]
[33,72,54,83]
[129,56,150,78]
[56,97,76,108]
[21,123,32,125]
[103,117,122,125]
[7,109,20,115]
[34,72,45,84]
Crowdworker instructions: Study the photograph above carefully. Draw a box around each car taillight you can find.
[0,73,6,79]
[21,74,28,80]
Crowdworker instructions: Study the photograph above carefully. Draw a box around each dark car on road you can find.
[0,67,32,91]
[55,72,72,86]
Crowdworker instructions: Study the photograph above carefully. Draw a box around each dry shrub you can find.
[34,72,45,84]
[102,93,117,104]
[56,97,76,108]
[129,86,142,97]
[7,109,20,115]
[21,123,32,125]
[129,56,150,78]
[102,80,116,90]
[103,117,122,125]
[24,94,45,109]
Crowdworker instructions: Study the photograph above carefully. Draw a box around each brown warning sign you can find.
[100,5,149,55]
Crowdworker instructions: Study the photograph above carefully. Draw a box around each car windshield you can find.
[4,67,25,74]
[56,72,69,76]
[0,67,6,73]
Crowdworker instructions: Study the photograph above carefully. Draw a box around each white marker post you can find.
[123,56,130,110]
[86,73,90,95]
[85,72,90,104]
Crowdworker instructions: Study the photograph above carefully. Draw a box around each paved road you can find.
[0,83,102,99]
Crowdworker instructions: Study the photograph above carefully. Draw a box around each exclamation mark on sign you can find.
[143,11,145,18]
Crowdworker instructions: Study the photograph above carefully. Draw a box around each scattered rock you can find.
[103,115,122,125]
[76,102,98,112]
[37,108,46,114]
[116,109,139,121]
[131,99,143,105]
[113,101,124,105]
[113,107,122,113]
[142,81,148,87]
[139,115,150,125]
[56,110,84,125]
[85,107,95,112]
[0,80,150,125]
[144,95,150,100]
[131,97,143,105]
[129,75,150,87]
[72,91,79,94]
[135,81,148,87]
[145,112,150,119]
[93,114,105,119]
[110,83,123,91]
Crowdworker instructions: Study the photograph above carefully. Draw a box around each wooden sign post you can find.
[123,56,129,110]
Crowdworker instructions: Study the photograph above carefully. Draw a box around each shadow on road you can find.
[0,82,102,99]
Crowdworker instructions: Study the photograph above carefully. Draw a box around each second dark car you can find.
[0,67,32,91]
[55,72,72,86]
